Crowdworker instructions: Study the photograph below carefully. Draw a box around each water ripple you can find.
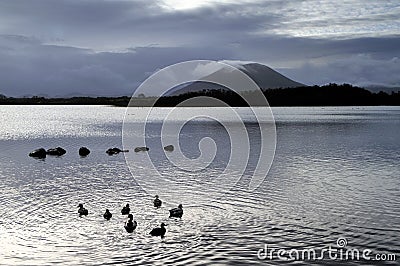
[0,106,399,265]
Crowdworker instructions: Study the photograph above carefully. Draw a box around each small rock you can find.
[47,147,66,156]
[134,147,149,152]
[29,148,46,159]
[163,145,174,152]
[106,148,129,155]
[79,147,90,157]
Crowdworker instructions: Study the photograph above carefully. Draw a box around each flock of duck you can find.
[77,195,183,238]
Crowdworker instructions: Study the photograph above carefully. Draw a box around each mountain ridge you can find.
[165,62,304,96]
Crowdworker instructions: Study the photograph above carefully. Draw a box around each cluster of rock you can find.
[29,147,66,159]
[29,145,174,159]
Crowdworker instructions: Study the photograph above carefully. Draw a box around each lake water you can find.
[0,106,399,265]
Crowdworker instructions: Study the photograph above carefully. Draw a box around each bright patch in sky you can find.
[162,0,212,10]
[159,0,253,10]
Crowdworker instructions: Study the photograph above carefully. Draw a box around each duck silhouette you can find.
[169,204,183,218]
[149,223,167,238]
[121,204,130,215]
[77,204,88,216]
[124,214,137,233]
[103,209,112,220]
[153,195,162,208]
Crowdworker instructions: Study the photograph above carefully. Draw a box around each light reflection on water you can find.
[0,106,399,265]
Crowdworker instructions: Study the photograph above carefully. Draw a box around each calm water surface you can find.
[0,106,399,265]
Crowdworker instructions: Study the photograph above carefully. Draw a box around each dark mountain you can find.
[166,62,304,96]
[235,63,304,89]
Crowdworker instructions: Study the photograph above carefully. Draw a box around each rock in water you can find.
[163,145,174,152]
[47,147,66,156]
[79,147,90,157]
[106,148,129,155]
[134,147,149,152]
[29,148,46,159]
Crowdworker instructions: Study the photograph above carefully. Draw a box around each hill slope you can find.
[166,62,304,96]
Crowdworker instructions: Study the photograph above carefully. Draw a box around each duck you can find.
[169,204,183,218]
[153,195,162,208]
[121,204,130,215]
[103,209,112,220]
[124,214,137,233]
[77,204,88,216]
[149,223,167,238]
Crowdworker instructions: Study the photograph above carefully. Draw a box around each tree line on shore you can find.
[1,83,399,106]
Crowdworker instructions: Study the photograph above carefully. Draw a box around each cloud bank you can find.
[0,0,399,96]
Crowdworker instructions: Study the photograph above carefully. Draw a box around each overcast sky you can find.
[0,0,399,96]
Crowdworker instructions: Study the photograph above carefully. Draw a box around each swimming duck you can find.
[124,214,137,233]
[169,204,183,218]
[149,223,167,238]
[77,204,88,216]
[153,195,162,208]
[121,204,130,215]
[103,209,112,220]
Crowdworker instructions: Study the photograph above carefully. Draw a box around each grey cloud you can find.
[235,36,400,62]
[280,54,400,88]
[226,35,400,87]
[0,35,235,96]
[1,0,398,47]
[0,0,399,96]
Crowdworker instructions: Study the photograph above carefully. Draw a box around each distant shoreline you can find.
[1,84,399,107]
